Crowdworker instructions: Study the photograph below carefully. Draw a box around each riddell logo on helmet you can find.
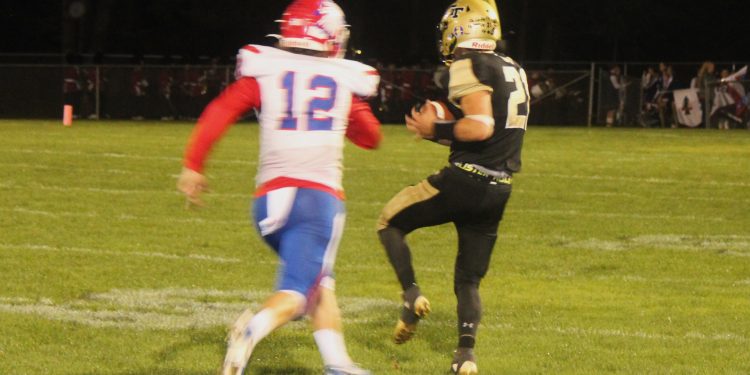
[471,41,494,50]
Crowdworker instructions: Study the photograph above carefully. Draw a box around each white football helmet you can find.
[273,0,350,58]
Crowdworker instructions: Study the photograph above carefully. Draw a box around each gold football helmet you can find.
[438,0,502,64]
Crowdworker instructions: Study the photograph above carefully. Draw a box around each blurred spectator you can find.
[528,71,548,100]
[542,75,563,125]
[157,67,177,120]
[712,68,746,130]
[378,64,398,122]
[528,70,582,125]
[603,65,625,127]
[641,67,659,106]
[203,57,226,107]
[690,61,716,126]
[416,63,435,100]
[63,66,82,117]
[655,63,676,127]
[130,64,149,120]
[389,67,407,119]
[178,65,206,119]
[640,63,675,128]
[372,62,387,121]
[81,67,98,119]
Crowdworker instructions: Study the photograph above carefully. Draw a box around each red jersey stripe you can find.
[243,45,261,54]
[254,177,346,200]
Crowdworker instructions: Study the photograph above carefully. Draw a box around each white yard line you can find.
[563,234,750,254]
[537,326,748,343]
[0,162,142,176]
[4,207,249,226]
[523,172,750,188]
[0,243,241,264]
[0,288,393,330]
[515,189,749,204]
[516,208,726,222]
[685,196,750,203]
[5,148,256,166]
[11,183,252,198]
[0,287,745,343]
[435,320,748,343]
[593,274,750,287]
[8,207,97,218]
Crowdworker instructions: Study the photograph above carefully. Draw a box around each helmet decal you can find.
[438,0,502,64]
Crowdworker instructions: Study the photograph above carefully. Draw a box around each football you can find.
[426,100,455,120]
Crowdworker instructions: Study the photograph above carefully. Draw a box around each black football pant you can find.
[378,165,511,348]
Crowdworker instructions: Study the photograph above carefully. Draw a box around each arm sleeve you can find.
[183,77,261,172]
[448,56,493,103]
[345,96,382,150]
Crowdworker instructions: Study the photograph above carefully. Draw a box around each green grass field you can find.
[0,120,748,374]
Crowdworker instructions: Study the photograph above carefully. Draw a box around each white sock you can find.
[313,329,353,367]
[244,309,275,347]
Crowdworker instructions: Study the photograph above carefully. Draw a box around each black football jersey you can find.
[438,52,530,174]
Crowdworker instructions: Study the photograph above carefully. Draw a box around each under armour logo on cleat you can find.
[462,322,474,328]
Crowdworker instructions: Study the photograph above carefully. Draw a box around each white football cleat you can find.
[221,309,256,375]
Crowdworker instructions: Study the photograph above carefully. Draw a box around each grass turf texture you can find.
[0,120,748,374]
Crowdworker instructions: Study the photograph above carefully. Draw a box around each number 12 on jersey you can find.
[280,71,338,131]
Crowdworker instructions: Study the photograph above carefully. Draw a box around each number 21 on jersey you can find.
[501,60,530,130]
[280,71,338,131]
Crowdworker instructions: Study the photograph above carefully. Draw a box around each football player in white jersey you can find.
[177,1,380,374]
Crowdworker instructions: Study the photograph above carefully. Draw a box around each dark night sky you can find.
[3,1,750,64]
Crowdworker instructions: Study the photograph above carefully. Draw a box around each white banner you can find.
[673,88,702,127]
[721,65,747,82]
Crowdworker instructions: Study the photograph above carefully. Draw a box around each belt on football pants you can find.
[452,162,512,185]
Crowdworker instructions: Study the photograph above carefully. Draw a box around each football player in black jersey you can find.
[376,1,530,374]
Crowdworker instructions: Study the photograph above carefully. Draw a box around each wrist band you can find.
[434,120,457,141]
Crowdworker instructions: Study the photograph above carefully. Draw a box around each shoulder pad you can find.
[330,59,380,98]
[235,45,284,79]
[448,53,495,103]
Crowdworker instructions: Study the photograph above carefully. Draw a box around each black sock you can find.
[456,283,481,348]
[378,226,417,291]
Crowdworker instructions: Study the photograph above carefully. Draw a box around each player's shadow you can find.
[247,367,317,375]
[76,365,316,375]
[74,329,317,375]
[74,363,316,375]
[77,371,208,375]
[350,307,455,371]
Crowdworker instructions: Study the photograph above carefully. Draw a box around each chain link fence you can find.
[1,59,747,129]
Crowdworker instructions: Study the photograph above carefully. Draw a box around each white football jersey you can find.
[235,45,379,191]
